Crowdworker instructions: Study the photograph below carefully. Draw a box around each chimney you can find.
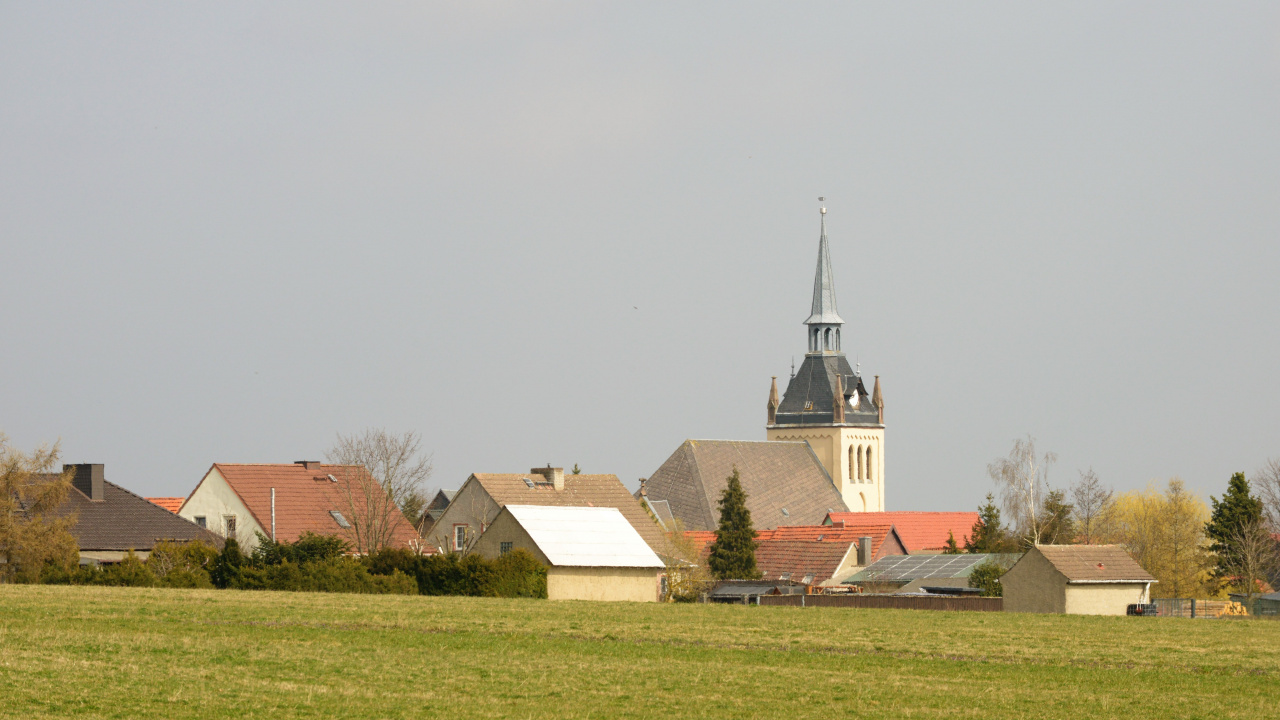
[530,465,565,491]
[295,460,322,471]
[639,478,647,498]
[67,463,104,501]
[767,376,780,426]
[858,536,873,566]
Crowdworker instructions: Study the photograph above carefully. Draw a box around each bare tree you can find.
[1071,468,1114,544]
[325,428,434,554]
[0,434,79,582]
[1222,518,1280,606]
[1253,458,1280,533]
[988,435,1057,546]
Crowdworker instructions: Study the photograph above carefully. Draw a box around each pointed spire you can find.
[833,372,846,424]
[805,200,844,326]
[767,376,780,425]
[872,375,884,424]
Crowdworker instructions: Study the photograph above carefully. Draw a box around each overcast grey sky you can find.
[2,3,1278,510]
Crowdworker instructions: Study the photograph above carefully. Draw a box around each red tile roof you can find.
[684,522,906,569]
[755,540,857,585]
[825,511,979,553]
[147,497,185,513]
[206,463,421,551]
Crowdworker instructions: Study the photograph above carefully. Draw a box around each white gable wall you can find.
[179,466,264,549]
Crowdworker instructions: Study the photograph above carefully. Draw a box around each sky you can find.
[2,3,1279,511]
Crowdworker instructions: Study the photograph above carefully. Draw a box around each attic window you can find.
[523,477,535,488]
[780,508,790,517]
[327,474,339,483]
[329,511,351,528]
[801,573,815,585]
[779,572,791,581]
[194,516,206,528]
[816,534,824,541]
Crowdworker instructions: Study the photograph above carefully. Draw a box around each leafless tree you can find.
[988,435,1057,546]
[325,428,434,554]
[0,434,78,582]
[1071,468,1114,544]
[1222,518,1280,606]
[1253,458,1280,533]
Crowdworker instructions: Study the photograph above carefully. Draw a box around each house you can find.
[681,521,907,587]
[824,511,980,554]
[844,553,1020,593]
[417,489,455,535]
[178,461,422,553]
[423,467,667,556]
[471,505,665,602]
[146,497,185,513]
[641,439,849,532]
[1002,545,1156,615]
[48,464,217,563]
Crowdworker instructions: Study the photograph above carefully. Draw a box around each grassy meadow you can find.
[0,585,1277,719]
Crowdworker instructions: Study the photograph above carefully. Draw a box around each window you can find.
[329,510,351,529]
[779,572,792,581]
[500,542,513,556]
[454,525,468,551]
[848,446,855,482]
[802,573,815,585]
[866,446,874,482]
[194,516,206,528]
[224,515,237,537]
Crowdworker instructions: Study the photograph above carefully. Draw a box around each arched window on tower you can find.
[836,328,841,350]
[867,446,874,482]
[824,328,832,350]
[856,444,863,482]
[848,445,855,482]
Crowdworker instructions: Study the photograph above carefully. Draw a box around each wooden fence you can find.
[758,594,1004,612]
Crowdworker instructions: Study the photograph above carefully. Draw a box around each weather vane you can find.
[819,196,826,215]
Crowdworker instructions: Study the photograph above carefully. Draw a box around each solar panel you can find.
[846,554,1015,583]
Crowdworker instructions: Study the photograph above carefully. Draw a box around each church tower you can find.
[766,201,885,513]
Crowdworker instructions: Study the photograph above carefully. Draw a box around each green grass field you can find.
[1,586,1277,719]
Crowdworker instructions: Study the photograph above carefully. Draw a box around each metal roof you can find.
[845,553,1020,583]
[503,505,664,568]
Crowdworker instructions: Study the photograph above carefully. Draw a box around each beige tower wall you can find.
[767,425,884,512]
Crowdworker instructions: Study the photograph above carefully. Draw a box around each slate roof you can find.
[501,505,664,568]
[643,498,676,531]
[200,463,420,549]
[1032,545,1156,583]
[643,440,848,532]
[146,497,185,513]
[805,211,844,325]
[37,476,218,552]
[773,354,880,426]
[467,473,667,553]
[825,511,981,553]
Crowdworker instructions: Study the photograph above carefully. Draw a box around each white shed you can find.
[471,505,665,602]
[1002,545,1155,615]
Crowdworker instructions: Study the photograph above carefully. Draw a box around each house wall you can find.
[1002,550,1067,613]
[767,426,884,512]
[547,566,661,602]
[422,476,502,553]
[468,511,551,565]
[1064,583,1150,616]
[178,467,263,549]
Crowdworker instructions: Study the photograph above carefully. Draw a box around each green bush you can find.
[969,561,1007,597]
[229,557,415,594]
[409,550,545,598]
[489,549,547,598]
[252,532,349,566]
[146,540,218,588]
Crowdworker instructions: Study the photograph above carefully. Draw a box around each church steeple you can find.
[804,199,844,354]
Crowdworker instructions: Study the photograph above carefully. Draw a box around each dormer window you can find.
[329,511,351,529]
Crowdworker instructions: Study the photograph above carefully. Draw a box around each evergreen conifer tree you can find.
[942,530,960,554]
[965,493,1014,553]
[1206,472,1264,582]
[1039,489,1077,545]
[707,466,761,580]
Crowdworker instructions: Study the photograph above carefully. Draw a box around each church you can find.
[642,202,886,529]
[767,201,885,514]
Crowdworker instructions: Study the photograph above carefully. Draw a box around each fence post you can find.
[1191,599,1196,619]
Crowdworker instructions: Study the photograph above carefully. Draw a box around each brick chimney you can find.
[67,463,104,501]
[295,460,322,471]
[530,465,565,491]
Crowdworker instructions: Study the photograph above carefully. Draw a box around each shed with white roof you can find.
[472,504,665,602]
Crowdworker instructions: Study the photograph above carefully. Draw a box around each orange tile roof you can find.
[825,511,979,553]
[147,497,185,513]
[208,463,421,551]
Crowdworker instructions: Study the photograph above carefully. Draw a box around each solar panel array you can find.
[847,553,1015,582]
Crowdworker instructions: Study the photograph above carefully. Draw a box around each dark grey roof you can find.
[773,354,880,426]
[644,499,675,531]
[40,476,218,551]
[805,210,844,325]
[426,489,454,511]
[643,440,849,532]
[709,579,806,598]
